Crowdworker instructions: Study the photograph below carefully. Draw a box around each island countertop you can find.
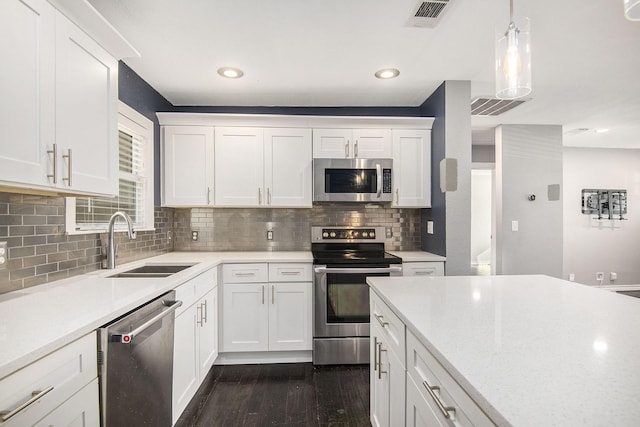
[367,274,640,426]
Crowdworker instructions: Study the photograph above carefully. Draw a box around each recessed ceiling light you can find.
[217,67,244,79]
[595,128,610,134]
[374,68,400,79]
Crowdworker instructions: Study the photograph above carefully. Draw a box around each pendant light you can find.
[625,0,640,20]
[495,0,531,99]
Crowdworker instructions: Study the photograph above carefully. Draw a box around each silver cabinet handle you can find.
[267,188,271,205]
[376,163,382,198]
[0,386,55,422]
[354,139,358,157]
[374,313,389,328]
[396,188,399,203]
[271,284,275,304]
[202,299,208,323]
[47,144,57,184]
[196,304,203,326]
[314,266,402,274]
[373,336,378,371]
[422,380,456,420]
[414,269,435,276]
[345,140,349,158]
[262,285,265,305]
[112,300,183,343]
[258,188,262,205]
[280,271,301,276]
[377,342,387,379]
[63,148,72,186]
[234,271,256,277]
[207,187,211,204]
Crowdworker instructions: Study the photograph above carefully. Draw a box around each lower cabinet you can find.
[172,267,218,425]
[0,332,98,427]
[222,263,312,353]
[370,292,406,427]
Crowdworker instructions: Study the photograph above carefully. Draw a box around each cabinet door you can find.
[312,129,351,158]
[55,12,118,196]
[0,0,55,189]
[214,127,264,206]
[222,283,269,352]
[392,129,431,207]
[198,288,218,377]
[268,282,312,351]
[264,128,312,207]
[370,327,389,427]
[406,375,448,427]
[353,129,392,158]
[33,378,99,427]
[163,126,214,206]
[172,304,199,424]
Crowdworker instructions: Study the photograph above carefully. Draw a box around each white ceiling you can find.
[88,0,640,148]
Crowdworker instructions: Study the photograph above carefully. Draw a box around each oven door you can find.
[313,265,402,338]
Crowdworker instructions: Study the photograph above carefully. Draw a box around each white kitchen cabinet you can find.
[313,129,392,159]
[0,0,119,196]
[172,268,218,424]
[392,129,431,207]
[0,332,98,427]
[370,293,406,427]
[406,330,494,427]
[162,126,215,206]
[222,263,312,353]
[403,262,445,277]
[264,128,312,207]
[214,127,312,207]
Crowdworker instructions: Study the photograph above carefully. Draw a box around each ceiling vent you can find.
[471,97,528,116]
[407,1,452,27]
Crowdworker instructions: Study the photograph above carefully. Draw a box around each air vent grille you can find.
[471,98,527,116]
[415,1,449,18]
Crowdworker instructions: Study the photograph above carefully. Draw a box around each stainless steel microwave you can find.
[313,158,393,202]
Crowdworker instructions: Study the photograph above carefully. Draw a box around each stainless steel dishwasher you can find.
[97,290,182,427]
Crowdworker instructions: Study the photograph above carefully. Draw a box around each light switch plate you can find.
[511,220,519,232]
[427,221,434,234]
[0,241,7,270]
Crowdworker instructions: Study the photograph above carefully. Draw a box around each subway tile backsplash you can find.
[0,192,421,295]
[173,204,421,252]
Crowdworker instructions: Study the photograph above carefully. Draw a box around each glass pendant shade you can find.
[625,0,640,20]
[495,16,531,99]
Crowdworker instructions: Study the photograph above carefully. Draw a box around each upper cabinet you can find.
[392,130,432,208]
[0,0,137,196]
[313,129,392,159]
[215,127,312,207]
[162,126,215,206]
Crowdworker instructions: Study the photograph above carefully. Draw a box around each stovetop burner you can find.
[311,226,402,265]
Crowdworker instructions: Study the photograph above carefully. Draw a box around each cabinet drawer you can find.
[0,332,97,427]
[174,267,218,315]
[269,263,312,282]
[370,291,405,363]
[406,331,494,427]
[403,262,444,277]
[223,263,268,283]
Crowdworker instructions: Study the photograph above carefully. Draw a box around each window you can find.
[65,102,154,233]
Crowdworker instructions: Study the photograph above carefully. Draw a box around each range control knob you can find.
[330,232,336,238]
[362,232,368,238]
[322,232,329,238]
[370,231,376,238]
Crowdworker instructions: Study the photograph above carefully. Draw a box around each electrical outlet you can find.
[191,231,199,241]
[568,273,575,282]
[267,230,273,240]
[385,227,392,238]
[0,241,7,270]
[596,272,604,281]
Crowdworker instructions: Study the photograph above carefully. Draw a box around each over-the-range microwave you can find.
[313,158,393,203]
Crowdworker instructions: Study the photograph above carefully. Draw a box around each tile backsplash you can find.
[0,192,173,295]
[0,193,422,295]
[173,204,421,252]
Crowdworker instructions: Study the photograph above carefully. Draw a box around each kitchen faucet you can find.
[106,211,136,269]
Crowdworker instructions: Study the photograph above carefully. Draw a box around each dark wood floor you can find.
[175,363,371,427]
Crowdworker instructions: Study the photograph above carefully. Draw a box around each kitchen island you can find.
[367,274,640,426]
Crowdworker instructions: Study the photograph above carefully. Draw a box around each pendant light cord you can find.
[510,0,514,20]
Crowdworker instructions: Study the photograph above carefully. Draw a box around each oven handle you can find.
[314,266,402,274]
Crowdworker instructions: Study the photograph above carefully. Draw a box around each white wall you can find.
[494,125,563,277]
[563,148,640,285]
[471,169,492,264]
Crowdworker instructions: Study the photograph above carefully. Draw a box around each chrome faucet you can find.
[106,211,136,269]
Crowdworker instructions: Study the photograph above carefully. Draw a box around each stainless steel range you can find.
[311,226,402,365]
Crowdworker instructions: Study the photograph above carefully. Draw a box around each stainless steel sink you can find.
[107,264,195,278]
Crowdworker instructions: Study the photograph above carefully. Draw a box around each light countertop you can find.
[367,274,640,426]
[388,251,445,262]
[0,251,311,380]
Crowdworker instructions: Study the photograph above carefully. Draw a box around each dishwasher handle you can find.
[314,266,402,274]
[112,300,183,344]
